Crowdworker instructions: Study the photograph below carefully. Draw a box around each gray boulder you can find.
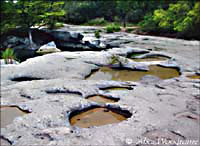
[36,41,61,55]
[46,30,106,51]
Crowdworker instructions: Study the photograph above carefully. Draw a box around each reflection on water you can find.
[70,107,130,128]
[88,65,180,81]
[87,95,118,104]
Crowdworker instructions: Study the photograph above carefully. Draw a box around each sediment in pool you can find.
[69,106,132,128]
[86,95,119,104]
[87,65,180,81]
[187,74,200,79]
[132,56,168,62]
[101,87,133,91]
[0,106,29,128]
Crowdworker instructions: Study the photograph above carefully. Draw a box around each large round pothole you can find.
[0,106,29,128]
[87,65,180,81]
[69,106,132,128]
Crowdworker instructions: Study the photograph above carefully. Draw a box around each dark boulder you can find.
[0,28,107,61]
[0,28,54,61]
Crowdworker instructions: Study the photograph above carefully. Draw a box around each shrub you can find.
[139,14,158,32]
[54,22,64,28]
[94,30,101,38]
[126,28,134,33]
[139,1,200,39]
[47,22,64,29]
[106,24,121,33]
[106,25,114,33]
[87,18,107,26]
[110,55,120,64]
[1,48,16,64]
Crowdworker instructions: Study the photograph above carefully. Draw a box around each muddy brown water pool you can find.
[0,106,27,128]
[86,95,118,104]
[132,56,168,62]
[101,87,132,91]
[87,65,180,81]
[187,74,200,79]
[70,107,131,128]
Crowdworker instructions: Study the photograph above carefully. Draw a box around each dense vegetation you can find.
[1,0,200,40]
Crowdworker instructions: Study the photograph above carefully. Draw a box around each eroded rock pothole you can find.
[87,65,180,81]
[187,74,200,80]
[11,76,43,82]
[132,56,168,62]
[86,95,119,104]
[69,106,132,128]
[127,52,148,58]
[100,86,133,91]
[0,106,29,128]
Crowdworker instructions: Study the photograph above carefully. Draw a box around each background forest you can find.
[1,0,200,40]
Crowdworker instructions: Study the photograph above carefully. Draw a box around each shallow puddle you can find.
[102,87,132,91]
[187,74,200,79]
[87,95,118,104]
[0,106,27,128]
[87,65,180,81]
[70,107,131,128]
[132,56,168,62]
[127,52,148,58]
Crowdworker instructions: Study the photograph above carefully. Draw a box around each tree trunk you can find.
[123,16,126,28]
[28,29,34,50]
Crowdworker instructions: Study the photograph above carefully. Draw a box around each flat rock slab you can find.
[1,25,199,146]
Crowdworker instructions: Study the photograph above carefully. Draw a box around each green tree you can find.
[176,1,200,38]
[15,1,65,49]
[140,1,200,39]
[116,0,133,28]
[1,0,65,49]
[0,1,17,35]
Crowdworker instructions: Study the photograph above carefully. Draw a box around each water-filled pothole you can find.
[132,56,168,62]
[69,106,132,128]
[0,106,29,128]
[87,65,180,81]
[86,95,119,104]
[11,76,42,82]
[101,87,133,91]
[187,74,200,79]
[127,52,148,58]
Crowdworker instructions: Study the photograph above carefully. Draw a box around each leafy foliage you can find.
[140,1,200,39]
[1,0,199,40]
[116,0,133,27]
[87,18,107,26]
[110,55,121,65]
[0,1,17,35]
[106,24,121,33]
[94,30,101,38]
[0,1,65,33]
[1,48,16,64]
